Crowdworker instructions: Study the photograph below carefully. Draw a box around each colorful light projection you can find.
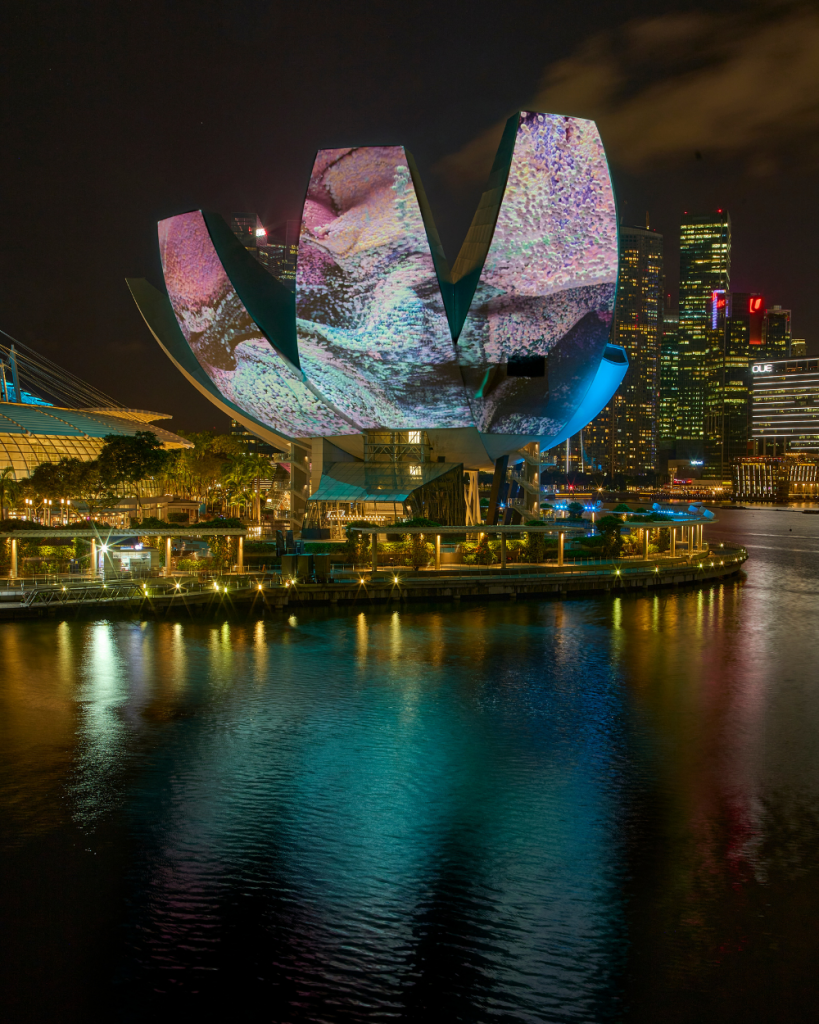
[141,111,624,458]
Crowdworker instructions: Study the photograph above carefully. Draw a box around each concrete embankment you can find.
[0,547,747,620]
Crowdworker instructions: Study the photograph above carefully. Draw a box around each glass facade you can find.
[659,311,679,448]
[733,454,819,501]
[230,213,297,290]
[751,358,819,454]
[678,212,731,456]
[583,225,662,475]
[761,306,791,360]
[0,403,190,480]
[703,292,752,480]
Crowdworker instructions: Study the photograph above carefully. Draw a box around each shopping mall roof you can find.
[0,400,190,447]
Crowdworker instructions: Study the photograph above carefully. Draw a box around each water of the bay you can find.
[2,508,818,1023]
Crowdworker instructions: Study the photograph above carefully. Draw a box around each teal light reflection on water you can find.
[63,605,633,1021]
[7,508,819,1022]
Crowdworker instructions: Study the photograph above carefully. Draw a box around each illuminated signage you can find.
[749,296,763,313]
[689,460,703,466]
[711,289,726,329]
[752,363,773,373]
[255,227,266,237]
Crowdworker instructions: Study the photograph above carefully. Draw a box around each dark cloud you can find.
[438,5,819,182]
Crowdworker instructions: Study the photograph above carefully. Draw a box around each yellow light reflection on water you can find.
[356,612,368,665]
[390,610,402,662]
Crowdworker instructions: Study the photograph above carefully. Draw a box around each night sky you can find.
[4,0,817,431]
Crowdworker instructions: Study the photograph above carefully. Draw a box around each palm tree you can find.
[242,453,274,524]
[0,467,20,520]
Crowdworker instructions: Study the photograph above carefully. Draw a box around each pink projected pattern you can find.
[296,147,472,430]
[458,112,618,435]
[159,211,352,437]
[154,111,619,449]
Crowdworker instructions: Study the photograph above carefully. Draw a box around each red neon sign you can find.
[749,297,763,313]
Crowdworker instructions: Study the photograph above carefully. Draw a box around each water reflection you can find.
[1,510,818,1022]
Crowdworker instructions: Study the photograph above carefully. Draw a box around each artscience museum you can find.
[128,111,627,528]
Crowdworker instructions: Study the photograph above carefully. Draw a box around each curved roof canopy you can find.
[0,400,190,447]
[130,110,627,463]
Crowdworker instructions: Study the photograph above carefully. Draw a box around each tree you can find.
[243,453,274,524]
[0,467,20,520]
[566,501,585,521]
[595,515,624,557]
[27,457,99,502]
[97,431,169,513]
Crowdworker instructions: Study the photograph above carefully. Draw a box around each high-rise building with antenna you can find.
[677,211,731,458]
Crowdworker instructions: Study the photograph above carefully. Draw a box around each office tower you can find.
[678,211,731,457]
[751,357,819,455]
[230,212,266,248]
[659,311,679,449]
[791,338,807,357]
[229,212,297,285]
[583,225,663,477]
[703,291,753,481]
[762,306,792,360]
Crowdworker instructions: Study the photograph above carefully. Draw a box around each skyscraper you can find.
[762,306,792,360]
[230,212,266,248]
[583,224,663,477]
[703,291,753,481]
[229,212,296,288]
[677,211,731,457]
[659,311,679,450]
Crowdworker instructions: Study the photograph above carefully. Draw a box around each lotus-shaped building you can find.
[129,111,625,476]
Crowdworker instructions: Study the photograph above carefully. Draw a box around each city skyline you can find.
[3,2,819,432]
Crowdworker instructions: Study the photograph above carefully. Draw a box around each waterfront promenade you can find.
[0,543,747,618]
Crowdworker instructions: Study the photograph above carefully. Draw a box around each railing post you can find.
[642,528,649,559]
[10,537,17,579]
[435,534,441,570]
[164,536,172,577]
[238,535,244,573]
[670,527,676,558]
[90,538,97,577]
[371,532,378,574]
[500,532,507,569]
[558,531,564,567]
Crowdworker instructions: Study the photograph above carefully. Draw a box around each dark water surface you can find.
[2,508,819,1023]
